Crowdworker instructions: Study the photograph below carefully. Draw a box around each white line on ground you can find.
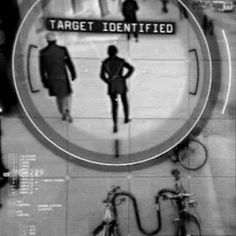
[222,29,232,114]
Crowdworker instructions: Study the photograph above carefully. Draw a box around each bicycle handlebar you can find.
[159,190,195,201]
[110,185,121,192]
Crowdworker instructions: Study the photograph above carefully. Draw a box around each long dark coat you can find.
[39,42,76,97]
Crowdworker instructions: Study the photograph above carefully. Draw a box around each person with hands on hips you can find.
[100,45,134,133]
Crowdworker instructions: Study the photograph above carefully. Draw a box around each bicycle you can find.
[93,169,200,236]
[93,185,162,236]
[92,186,125,236]
[170,138,208,171]
[158,168,201,236]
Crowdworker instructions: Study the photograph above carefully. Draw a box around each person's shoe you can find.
[124,118,131,124]
[135,38,139,43]
[65,110,73,123]
[62,114,67,121]
[67,114,73,123]
[113,124,118,133]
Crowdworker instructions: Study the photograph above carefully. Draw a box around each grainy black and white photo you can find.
[0,0,235,235]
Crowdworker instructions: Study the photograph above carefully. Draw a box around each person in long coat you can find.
[122,0,139,42]
[39,32,76,122]
[100,45,134,133]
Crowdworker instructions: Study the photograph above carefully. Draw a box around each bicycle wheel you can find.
[178,139,208,171]
[176,214,201,236]
[184,214,201,236]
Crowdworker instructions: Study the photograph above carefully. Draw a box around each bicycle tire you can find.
[176,214,201,236]
[178,139,208,171]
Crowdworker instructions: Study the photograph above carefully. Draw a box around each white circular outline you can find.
[221,29,232,115]
[12,0,213,167]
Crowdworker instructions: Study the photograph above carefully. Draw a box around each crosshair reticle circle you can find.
[12,0,212,166]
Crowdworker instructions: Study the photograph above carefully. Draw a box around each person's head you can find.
[46,32,57,43]
[108,45,118,57]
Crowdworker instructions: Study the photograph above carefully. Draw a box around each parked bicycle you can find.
[170,137,208,171]
[93,169,201,236]
[158,169,201,236]
[92,186,125,236]
[93,184,162,236]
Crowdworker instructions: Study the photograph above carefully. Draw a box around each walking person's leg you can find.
[65,95,73,123]
[56,96,71,122]
[124,19,131,41]
[162,2,168,13]
[163,3,166,13]
[178,4,183,20]
[127,31,131,41]
[133,22,139,42]
[61,95,73,123]
[121,93,130,123]
[56,96,64,118]
[110,94,118,133]
[67,95,72,113]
